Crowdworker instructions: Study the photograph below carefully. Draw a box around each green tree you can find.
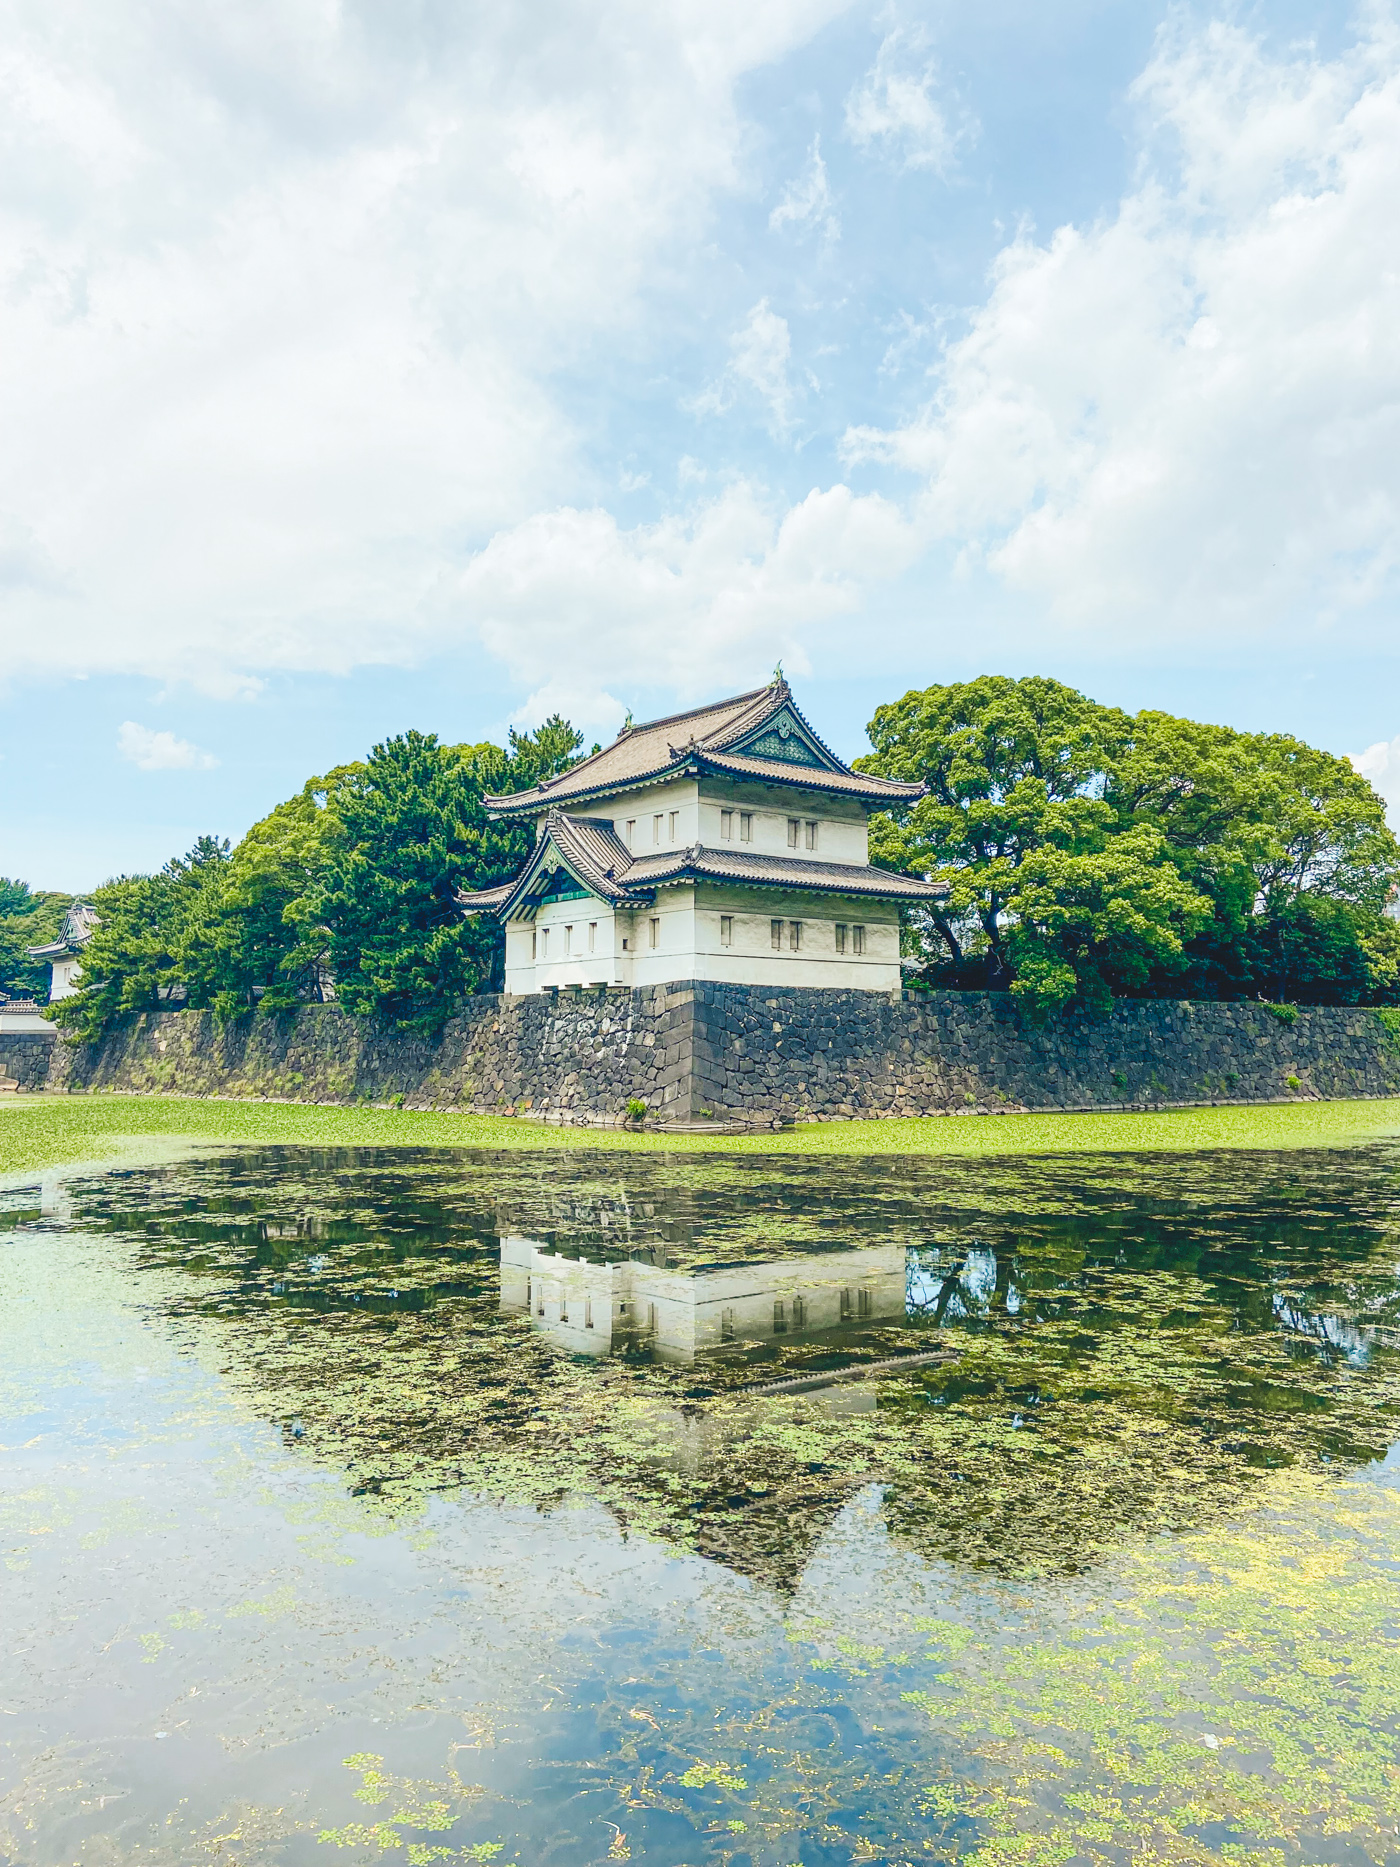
[317,718,583,1031]
[1108,713,1400,1000]
[857,677,1208,1012]
[207,764,362,1015]
[856,675,1400,1015]
[50,838,231,1041]
[0,881,75,999]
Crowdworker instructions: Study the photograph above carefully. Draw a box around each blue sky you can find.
[3,0,1399,889]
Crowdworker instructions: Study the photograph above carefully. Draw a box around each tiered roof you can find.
[484,677,924,817]
[457,808,943,916]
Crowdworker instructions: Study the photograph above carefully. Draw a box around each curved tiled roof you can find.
[626,845,944,901]
[692,749,916,799]
[485,678,924,815]
[456,809,944,918]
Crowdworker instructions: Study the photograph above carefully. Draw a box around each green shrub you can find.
[626,1098,648,1122]
[1263,1002,1298,1026]
[1286,1075,1302,1091]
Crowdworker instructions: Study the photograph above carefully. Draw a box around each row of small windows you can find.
[624,812,681,847]
[619,810,825,849]
[530,1280,874,1337]
[761,920,864,953]
[534,918,866,957]
[719,1287,873,1339]
[532,919,661,959]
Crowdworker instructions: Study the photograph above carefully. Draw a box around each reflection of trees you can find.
[62,1141,1400,1589]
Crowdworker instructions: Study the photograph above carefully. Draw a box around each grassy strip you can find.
[3,1091,1400,1178]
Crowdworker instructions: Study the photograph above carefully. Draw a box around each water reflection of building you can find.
[500,1236,906,1362]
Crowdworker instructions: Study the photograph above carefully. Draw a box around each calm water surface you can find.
[4,1143,1400,1866]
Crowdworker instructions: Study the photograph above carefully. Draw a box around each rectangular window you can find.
[588,922,597,953]
[788,921,801,952]
[739,812,753,842]
[625,819,636,846]
[840,1288,854,1321]
[771,919,783,950]
[669,810,679,840]
[720,808,733,840]
[526,1276,531,1310]
[531,927,538,960]
[721,1306,735,1342]
[805,820,818,850]
[564,924,573,955]
[787,817,800,848]
[560,1293,568,1322]
[540,927,549,958]
[852,924,866,956]
[720,914,733,947]
[647,1302,657,1336]
[538,1288,546,1315]
[584,1298,593,1330]
[858,1288,872,1318]
[835,923,847,954]
[792,1294,806,1329]
[773,1299,787,1334]
[652,814,663,844]
[649,917,660,949]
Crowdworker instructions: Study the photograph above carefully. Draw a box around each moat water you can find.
[4,1143,1400,1865]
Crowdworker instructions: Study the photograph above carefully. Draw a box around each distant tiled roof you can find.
[457,809,945,918]
[485,678,924,815]
[690,749,914,798]
[26,900,98,962]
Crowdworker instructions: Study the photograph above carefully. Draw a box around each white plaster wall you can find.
[48,958,82,1000]
[503,883,903,994]
[696,782,869,864]
[586,779,700,857]
[505,898,618,993]
[527,777,871,865]
[498,1237,907,1365]
[688,885,902,991]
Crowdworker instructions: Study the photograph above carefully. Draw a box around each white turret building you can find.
[458,677,940,995]
[26,901,98,1001]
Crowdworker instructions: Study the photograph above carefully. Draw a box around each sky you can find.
[3,0,1400,889]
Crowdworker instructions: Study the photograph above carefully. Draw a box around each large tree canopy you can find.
[860,677,1400,1014]
[0,880,75,1000]
[53,715,587,1039]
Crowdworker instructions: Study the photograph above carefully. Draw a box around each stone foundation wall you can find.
[688,984,1400,1119]
[42,986,698,1119]
[0,1031,58,1092]
[21,985,1400,1122]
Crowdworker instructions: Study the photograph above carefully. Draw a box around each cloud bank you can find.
[846,12,1400,647]
[3,2,1399,728]
[118,721,218,771]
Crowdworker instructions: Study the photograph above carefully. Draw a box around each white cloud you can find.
[455,479,919,703]
[844,12,1400,648]
[692,300,800,434]
[117,721,218,771]
[0,0,853,693]
[1352,736,1400,824]
[769,136,839,240]
[844,27,967,175]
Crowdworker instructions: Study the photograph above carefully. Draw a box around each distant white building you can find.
[499,1235,907,1364]
[0,995,50,1032]
[458,676,942,994]
[26,901,98,1001]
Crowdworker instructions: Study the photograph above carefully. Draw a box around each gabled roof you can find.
[456,809,945,919]
[485,678,924,816]
[26,900,98,963]
[457,811,653,917]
